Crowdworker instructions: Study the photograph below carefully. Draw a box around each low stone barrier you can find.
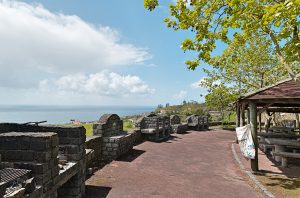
[102,130,142,161]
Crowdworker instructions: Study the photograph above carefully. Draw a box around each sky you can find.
[0,0,211,106]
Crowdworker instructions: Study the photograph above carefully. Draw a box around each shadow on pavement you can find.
[116,149,146,162]
[85,185,111,198]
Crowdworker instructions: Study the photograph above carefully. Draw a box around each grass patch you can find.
[123,120,134,132]
[83,123,93,137]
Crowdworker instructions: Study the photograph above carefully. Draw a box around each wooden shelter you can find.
[235,75,300,171]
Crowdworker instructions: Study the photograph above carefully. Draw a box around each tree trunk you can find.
[269,31,300,85]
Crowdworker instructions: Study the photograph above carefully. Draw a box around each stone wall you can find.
[102,130,141,162]
[85,135,102,167]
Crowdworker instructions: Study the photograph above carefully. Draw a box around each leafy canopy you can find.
[145,0,300,78]
[200,35,300,111]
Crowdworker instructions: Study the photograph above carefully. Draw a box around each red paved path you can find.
[86,130,261,198]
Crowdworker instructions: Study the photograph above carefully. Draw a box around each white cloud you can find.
[0,0,151,88]
[40,71,155,96]
[174,90,187,99]
[191,77,206,89]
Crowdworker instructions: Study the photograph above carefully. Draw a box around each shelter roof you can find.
[239,74,300,101]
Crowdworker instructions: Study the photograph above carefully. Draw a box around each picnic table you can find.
[258,132,299,139]
[265,138,300,162]
[268,126,294,133]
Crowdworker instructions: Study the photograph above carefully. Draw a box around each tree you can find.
[205,83,236,120]
[145,0,300,81]
[201,36,300,93]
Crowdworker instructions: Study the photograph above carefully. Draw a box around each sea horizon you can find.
[0,105,155,124]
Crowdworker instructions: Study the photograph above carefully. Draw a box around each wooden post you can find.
[259,114,262,133]
[236,104,241,127]
[249,102,258,172]
[241,105,246,126]
[247,108,250,124]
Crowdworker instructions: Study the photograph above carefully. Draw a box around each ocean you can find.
[0,105,155,124]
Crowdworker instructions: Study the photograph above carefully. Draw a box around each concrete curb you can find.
[231,143,275,198]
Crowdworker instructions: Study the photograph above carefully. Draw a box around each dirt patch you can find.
[256,173,300,198]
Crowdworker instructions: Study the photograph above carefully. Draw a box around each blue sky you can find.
[0,0,211,106]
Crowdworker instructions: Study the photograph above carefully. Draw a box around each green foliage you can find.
[199,36,300,113]
[145,0,300,77]
[204,84,237,119]
[156,101,207,120]
[144,0,158,11]
[123,120,134,131]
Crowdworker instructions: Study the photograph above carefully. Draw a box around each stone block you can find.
[48,157,59,167]
[22,151,35,161]
[35,151,51,162]
[33,163,49,174]
[57,130,68,137]
[35,170,51,185]
[43,180,53,192]
[20,137,30,150]
[67,152,84,161]
[66,187,82,196]
[109,139,115,143]
[59,138,70,145]
[51,136,59,147]
[68,129,85,138]
[112,143,118,147]
[2,139,19,150]
[30,140,50,151]
[51,147,59,158]
[51,165,60,178]
[4,150,22,161]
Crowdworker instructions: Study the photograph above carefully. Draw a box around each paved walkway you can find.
[86,130,261,198]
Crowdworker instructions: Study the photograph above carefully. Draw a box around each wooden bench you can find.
[272,151,300,167]
[258,138,274,153]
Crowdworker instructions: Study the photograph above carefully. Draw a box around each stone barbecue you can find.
[186,115,209,131]
[93,114,141,162]
[170,115,188,134]
[0,123,87,198]
[137,113,171,142]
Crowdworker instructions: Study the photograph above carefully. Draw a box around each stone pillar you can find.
[57,128,86,198]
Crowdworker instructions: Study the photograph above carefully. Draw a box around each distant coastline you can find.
[0,105,155,124]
